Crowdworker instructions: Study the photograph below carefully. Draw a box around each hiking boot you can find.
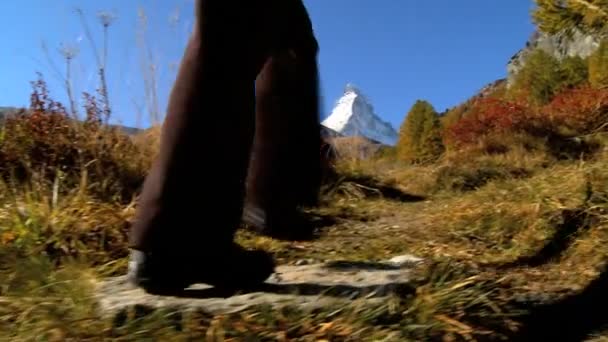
[242,204,316,241]
[127,243,275,295]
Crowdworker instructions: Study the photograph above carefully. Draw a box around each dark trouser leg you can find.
[129,0,263,255]
[244,0,322,238]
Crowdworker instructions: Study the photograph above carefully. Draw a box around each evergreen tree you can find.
[589,40,608,88]
[509,48,564,105]
[559,55,589,89]
[397,100,444,163]
[533,0,608,35]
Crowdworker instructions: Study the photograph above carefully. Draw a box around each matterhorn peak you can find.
[321,83,398,146]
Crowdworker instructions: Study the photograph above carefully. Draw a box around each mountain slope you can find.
[321,84,398,146]
[507,29,603,86]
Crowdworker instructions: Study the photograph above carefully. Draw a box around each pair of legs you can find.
[127,0,322,292]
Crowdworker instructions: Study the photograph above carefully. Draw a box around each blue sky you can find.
[0,1,536,130]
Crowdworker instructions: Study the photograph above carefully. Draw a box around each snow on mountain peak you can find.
[321,83,398,146]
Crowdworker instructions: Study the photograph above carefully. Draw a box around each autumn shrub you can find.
[131,124,162,165]
[0,75,149,203]
[508,48,589,106]
[542,86,608,134]
[441,102,474,132]
[444,86,608,162]
[443,98,533,147]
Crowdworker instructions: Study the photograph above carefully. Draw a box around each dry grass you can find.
[2,79,608,340]
[329,136,384,161]
[0,248,518,341]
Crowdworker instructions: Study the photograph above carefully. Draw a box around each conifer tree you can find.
[533,0,608,35]
[397,100,444,163]
[559,55,589,89]
[510,48,563,105]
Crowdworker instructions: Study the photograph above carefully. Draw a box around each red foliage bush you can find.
[0,75,147,202]
[444,98,531,146]
[2,79,80,171]
[542,86,608,134]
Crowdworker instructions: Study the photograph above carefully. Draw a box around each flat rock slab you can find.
[95,255,423,317]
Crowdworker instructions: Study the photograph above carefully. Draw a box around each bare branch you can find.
[75,7,102,68]
[58,42,80,118]
[136,6,161,125]
[40,40,66,83]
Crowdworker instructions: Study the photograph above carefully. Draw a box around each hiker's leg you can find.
[128,0,273,291]
[244,0,323,239]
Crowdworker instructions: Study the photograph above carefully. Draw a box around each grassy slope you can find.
[1,126,607,341]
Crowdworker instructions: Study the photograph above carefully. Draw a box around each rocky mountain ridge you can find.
[321,84,399,146]
[507,29,605,86]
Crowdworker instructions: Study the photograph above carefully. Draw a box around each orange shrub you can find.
[542,86,608,134]
[0,75,147,203]
[1,78,81,179]
[443,98,531,146]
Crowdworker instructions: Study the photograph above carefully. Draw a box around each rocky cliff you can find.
[507,29,604,86]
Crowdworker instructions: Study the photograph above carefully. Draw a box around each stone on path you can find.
[94,255,423,319]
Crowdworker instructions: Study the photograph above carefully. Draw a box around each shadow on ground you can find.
[324,260,406,271]
[242,211,338,242]
[244,172,427,242]
[322,173,427,203]
[512,263,608,341]
[169,280,416,300]
[495,208,594,269]
[483,207,608,341]
[140,260,414,300]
